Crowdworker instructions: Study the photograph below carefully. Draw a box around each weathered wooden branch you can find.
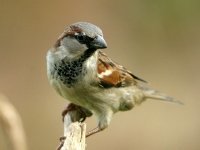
[58,106,86,150]
[0,94,27,150]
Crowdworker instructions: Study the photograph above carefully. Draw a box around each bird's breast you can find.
[52,58,87,88]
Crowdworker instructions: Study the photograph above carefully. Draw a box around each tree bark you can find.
[59,106,86,150]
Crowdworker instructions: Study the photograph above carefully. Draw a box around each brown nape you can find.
[69,25,83,33]
[54,25,83,48]
[54,32,67,48]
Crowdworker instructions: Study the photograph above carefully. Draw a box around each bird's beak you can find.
[91,35,107,49]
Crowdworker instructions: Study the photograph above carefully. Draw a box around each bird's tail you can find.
[141,86,183,105]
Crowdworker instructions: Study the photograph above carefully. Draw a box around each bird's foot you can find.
[62,103,92,122]
[86,127,104,137]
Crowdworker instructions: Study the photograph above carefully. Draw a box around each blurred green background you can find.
[0,0,200,149]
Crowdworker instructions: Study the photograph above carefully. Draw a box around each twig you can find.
[58,106,86,150]
[0,94,27,150]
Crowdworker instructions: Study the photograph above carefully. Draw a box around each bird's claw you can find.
[56,136,66,150]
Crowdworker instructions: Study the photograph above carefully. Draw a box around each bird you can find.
[46,22,182,137]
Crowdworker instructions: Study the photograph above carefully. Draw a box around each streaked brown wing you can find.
[97,51,146,88]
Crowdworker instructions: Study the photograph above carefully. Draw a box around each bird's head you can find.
[54,22,107,59]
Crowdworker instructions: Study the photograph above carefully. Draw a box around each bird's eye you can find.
[74,33,95,45]
[75,33,85,42]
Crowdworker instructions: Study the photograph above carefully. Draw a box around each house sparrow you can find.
[47,22,182,137]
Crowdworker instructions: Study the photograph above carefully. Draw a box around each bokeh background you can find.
[0,0,200,150]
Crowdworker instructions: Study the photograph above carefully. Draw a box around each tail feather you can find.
[142,87,183,105]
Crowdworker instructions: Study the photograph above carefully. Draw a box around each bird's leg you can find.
[86,110,113,137]
[86,127,104,137]
[62,103,82,122]
[62,103,93,122]
[56,136,66,150]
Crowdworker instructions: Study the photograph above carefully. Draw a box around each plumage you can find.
[97,51,137,88]
[47,22,182,138]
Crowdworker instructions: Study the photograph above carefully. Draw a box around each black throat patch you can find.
[53,48,96,87]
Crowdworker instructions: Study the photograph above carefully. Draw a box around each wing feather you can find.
[97,51,146,88]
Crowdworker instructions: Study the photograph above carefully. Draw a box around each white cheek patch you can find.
[98,70,112,78]
[62,37,87,56]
